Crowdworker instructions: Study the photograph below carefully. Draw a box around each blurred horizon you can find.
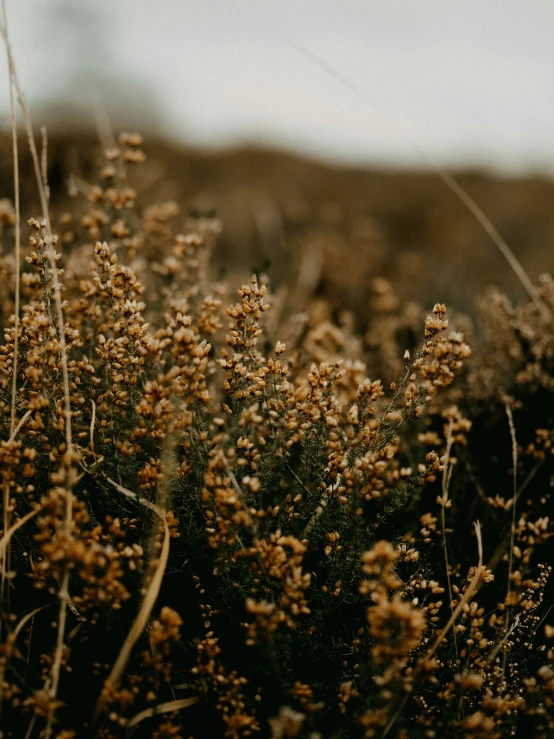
[1,0,554,175]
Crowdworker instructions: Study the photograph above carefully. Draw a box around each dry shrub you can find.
[0,134,553,739]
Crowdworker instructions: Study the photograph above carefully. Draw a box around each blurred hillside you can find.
[1,130,553,317]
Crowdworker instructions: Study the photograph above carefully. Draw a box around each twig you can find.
[301,475,341,539]
[486,615,520,665]
[1,10,76,733]
[9,409,32,442]
[3,6,20,441]
[440,419,458,663]
[503,404,518,677]
[95,475,170,715]
[383,522,485,737]
[90,399,97,456]
[427,521,485,661]
[1,0,21,644]
[0,506,41,560]
[125,697,199,730]
[0,604,50,706]
[40,126,50,207]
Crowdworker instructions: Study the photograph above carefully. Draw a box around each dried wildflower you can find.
[367,593,426,664]
[1,125,552,739]
[268,706,305,738]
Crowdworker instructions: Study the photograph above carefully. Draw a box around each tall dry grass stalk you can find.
[97,472,171,708]
[0,0,20,644]
[1,5,75,734]
[292,42,550,319]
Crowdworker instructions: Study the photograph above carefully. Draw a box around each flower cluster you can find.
[0,131,552,739]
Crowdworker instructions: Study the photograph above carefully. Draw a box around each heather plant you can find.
[1,15,554,739]
[0,129,553,738]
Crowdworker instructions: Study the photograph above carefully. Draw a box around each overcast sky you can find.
[2,0,554,173]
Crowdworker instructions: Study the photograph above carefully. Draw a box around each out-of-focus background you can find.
[1,0,554,312]
[3,0,554,172]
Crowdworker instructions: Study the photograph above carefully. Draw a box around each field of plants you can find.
[1,18,554,739]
